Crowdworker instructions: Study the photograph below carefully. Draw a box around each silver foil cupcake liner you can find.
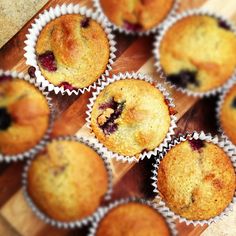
[22,135,113,229]
[86,72,177,163]
[88,197,177,236]
[153,9,236,97]
[24,3,117,96]
[216,79,236,149]
[151,131,236,226]
[0,69,53,163]
[93,0,179,36]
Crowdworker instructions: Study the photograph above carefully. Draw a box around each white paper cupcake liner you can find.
[151,131,236,226]
[153,9,236,98]
[22,135,113,229]
[216,79,236,149]
[88,197,177,236]
[0,69,54,163]
[86,72,177,163]
[24,3,117,96]
[93,0,179,36]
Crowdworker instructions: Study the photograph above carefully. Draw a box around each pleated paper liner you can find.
[153,9,236,97]
[88,197,177,236]
[24,3,117,96]
[216,79,236,149]
[86,72,177,163]
[93,0,179,36]
[22,135,113,228]
[151,131,236,226]
[0,69,53,162]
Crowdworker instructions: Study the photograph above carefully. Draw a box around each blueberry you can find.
[99,100,125,135]
[59,82,74,91]
[0,108,12,131]
[81,17,90,28]
[28,66,36,78]
[218,20,231,30]
[123,21,142,31]
[38,51,57,72]
[231,97,236,108]
[188,139,205,151]
[0,75,12,83]
[166,70,199,88]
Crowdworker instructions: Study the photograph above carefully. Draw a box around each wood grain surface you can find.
[0,0,236,235]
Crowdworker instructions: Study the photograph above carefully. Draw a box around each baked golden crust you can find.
[159,15,236,92]
[220,84,236,145]
[157,141,236,220]
[100,0,174,31]
[0,79,49,155]
[36,14,110,89]
[28,140,108,222]
[96,202,171,236]
[91,79,171,156]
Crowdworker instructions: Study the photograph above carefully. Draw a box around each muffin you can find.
[95,201,171,236]
[0,75,50,155]
[220,84,236,145]
[27,139,109,222]
[158,14,236,93]
[36,14,110,89]
[90,79,173,157]
[157,138,236,220]
[99,0,174,32]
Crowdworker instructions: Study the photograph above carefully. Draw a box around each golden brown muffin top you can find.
[91,79,172,157]
[157,139,236,220]
[0,77,49,155]
[96,202,171,236]
[100,0,174,31]
[159,15,236,93]
[27,140,109,222]
[220,84,236,145]
[36,14,110,89]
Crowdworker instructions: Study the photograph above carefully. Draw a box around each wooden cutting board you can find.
[0,0,236,235]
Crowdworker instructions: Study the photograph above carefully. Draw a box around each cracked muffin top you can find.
[91,79,172,157]
[220,84,236,145]
[96,202,171,236]
[159,15,236,93]
[0,75,49,155]
[99,0,174,32]
[157,139,236,220]
[27,139,109,222]
[36,14,110,89]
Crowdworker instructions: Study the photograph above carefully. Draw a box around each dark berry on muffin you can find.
[80,17,90,28]
[166,70,198,88]
[188,139,205,151]
[0,108,12,131]
[38,51,57,72]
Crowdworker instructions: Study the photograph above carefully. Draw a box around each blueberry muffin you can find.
[220,84,236,145]
[27,139,109,222]
[0,75,50,155]
[159,15,236,93]
[99,0,174,32]
[91,79,173,157]
[96,202,171,236]
[157,139,236,220]
[36,14,110,89]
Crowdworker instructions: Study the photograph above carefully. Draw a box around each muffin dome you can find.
[91,79,172,157]
[220,84,236,145]
[157,139,236,220]
[27,139,109,222]
[99,0,174,31]
[36,14,110,89]
[159,15,236,93]
[0,75,50,155]
[96,202,171,236]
